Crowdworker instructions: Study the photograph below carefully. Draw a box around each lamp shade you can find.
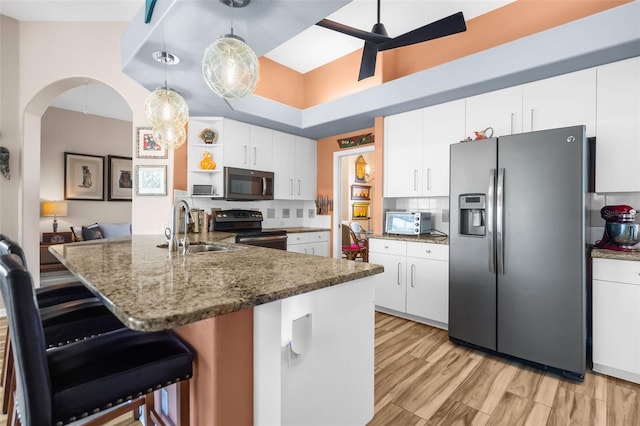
[41,201,68,217]
[144,88,189,129]
[202,34,259,99]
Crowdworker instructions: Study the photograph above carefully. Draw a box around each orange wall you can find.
[252,0,629,109]
[254,57,305,109]
[317,125,387,255]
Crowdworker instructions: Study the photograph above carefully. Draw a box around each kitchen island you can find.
[49,234,383,425]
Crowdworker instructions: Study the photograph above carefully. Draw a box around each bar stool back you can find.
[0,254,194,425]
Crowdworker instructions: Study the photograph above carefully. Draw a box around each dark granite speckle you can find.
[49,233,383,331]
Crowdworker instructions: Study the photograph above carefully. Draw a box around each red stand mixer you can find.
[596,205,640,251]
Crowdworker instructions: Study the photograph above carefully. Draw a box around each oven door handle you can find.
[238,235,287,243]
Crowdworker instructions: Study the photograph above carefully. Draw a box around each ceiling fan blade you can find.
[358,41,379,81]
[379,11,466,51]
[317,19,390,44]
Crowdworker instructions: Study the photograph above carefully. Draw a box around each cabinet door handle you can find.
[253,147,257,165]
[530,109,535,131]
[410,264,415,287]
[244,145,248,164]
[427,168,431,191]
[290,179,294,196]
[297,179,301,196]
[425,249,431,254]
[510,112,515,134]
[311,247,315,255]
[397,263,402,285]
[413,170,418,191]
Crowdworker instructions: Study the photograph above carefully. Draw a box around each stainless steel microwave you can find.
[224,167,274,201]
[385,211,432,235]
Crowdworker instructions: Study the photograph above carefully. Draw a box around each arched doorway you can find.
[23,77,133,286]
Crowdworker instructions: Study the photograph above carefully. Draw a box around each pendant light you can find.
[144,50,189,149]
[202,0,259,99]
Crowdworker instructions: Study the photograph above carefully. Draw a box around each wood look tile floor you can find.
[0,313,638,425]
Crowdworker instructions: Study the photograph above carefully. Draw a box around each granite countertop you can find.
[369,233,449,245]
[591,247,640,262]
[49,233,383,332]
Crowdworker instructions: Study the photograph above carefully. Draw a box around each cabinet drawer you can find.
[306,231,329,243]
[368,239,406,256]
[288,232,309,245]
[593,258,640,285]
[406,242,448,261]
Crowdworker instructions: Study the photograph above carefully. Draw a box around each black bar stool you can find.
[0,238,125,416]
[0,254,194,426]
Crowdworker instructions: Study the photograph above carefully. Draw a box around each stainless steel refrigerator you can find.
[449,125,586,380]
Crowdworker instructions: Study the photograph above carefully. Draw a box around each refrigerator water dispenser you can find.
[459,194,486,236]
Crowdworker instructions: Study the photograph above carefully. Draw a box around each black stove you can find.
[211,209,287,250]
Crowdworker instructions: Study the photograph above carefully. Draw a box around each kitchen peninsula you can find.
[49,234,383,425]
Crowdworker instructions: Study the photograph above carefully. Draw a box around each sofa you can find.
[70,222,132,242]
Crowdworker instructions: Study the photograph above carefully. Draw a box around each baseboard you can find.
[375,306,448,331]
[593,363,640,385]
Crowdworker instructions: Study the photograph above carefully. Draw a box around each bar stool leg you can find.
[178,380,190,426]
[2,342,13,414]
[6,370,15,424]
[0,331,9,386]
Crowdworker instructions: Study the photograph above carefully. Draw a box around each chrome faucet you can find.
[167,198,190,254]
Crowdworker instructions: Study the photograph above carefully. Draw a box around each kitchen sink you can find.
[157,241,246,254]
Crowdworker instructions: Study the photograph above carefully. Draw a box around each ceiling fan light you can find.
[152,124,187,149]
[202,35,259,99]
[144,88,189,128]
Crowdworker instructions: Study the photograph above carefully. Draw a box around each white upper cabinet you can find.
[595,57,640,193]
[272,132,317,200]
[522,68,597,136]
[272,130,296,199]
[223,121,273,171]
[294,136,317,200]
[249,125,273,171]
[223,119,252,169]
[385,109,423,197]
[466,86,523,137]
[422,99,465,197]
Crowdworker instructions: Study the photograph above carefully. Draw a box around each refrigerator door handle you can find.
[487,169,496,274]
[497,168,505,274]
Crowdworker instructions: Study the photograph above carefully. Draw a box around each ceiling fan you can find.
[317,0,467,81]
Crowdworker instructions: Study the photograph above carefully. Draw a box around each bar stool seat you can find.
[0,254,194,426]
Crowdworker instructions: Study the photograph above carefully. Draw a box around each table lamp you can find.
[41,201,68,232]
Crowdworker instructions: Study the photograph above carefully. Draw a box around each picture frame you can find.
[107,155,133,201]
[136,165,167,196]
[352,202,370,220]
[64,152,105,201]
[350,184,371,200]
[136,127,167,159]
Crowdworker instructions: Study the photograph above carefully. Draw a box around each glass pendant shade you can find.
[152,124,187,149]
[144,88,189,128]
[202,35,259,99]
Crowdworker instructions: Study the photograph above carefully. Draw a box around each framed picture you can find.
[136,165,167,196]
[136,127,167,159]
[64,152,105,201]
[351,184,371,200]
[107,155,133,201]
[352,202,370,219]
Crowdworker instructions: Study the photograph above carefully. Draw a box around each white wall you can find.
[1,19,173,275]
[39,107,132,236]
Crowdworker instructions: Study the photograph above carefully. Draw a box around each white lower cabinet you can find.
[287,231,329,257]
[592,258,640,384]
[369,238,449,327]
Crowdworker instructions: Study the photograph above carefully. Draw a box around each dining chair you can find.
[341,226,368,262]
